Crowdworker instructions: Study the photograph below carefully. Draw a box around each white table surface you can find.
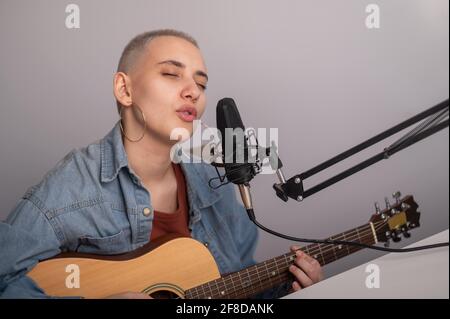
[284,229,449,298]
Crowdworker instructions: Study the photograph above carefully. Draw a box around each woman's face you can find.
[127,36,208,144]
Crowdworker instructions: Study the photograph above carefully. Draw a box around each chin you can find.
[168,122,193,143]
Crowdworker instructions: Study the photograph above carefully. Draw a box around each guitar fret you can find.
[330,236,338,261]
[355,226,361,242]
[194,286,200,299]
[208,281,215,299]
[276,256,285,274]
[223,275,232,298]
[247,267,258,297]
[216,277,224,298]
[185,222,382,299]
[214,280,220,298]
[282,254,288,269]
[263,261,274,288]
[366,224,376,245]
[228,273,237,298]
[273,257,280,280]
[342,231,351,255]
[268,264,281,291]
[195,283,202,299]
[247,268,261,298]
[282,254,292,282]
[262,259,281,291]
[242,268,253,297]
[302,245,310,255]
[186,287,192,299]
[201,285,207,298]
[306,244,316,260]
[214,278,223,298]
[317,244,325,265]
[255,264,263,292]
[284,253,292,268]
[335,236,342,260]
[235,270,247,298]
[334,233,346,259]
[242,267,253,298]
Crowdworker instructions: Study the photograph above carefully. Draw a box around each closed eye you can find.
[162,72,207,90]
[162,73,179,77]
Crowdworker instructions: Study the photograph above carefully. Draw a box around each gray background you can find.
[0,0,448,279]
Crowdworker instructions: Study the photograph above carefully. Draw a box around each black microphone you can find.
[216,98,257,220]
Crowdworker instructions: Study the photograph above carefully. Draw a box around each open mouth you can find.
[176,106,197,122]
[176,110,196,122]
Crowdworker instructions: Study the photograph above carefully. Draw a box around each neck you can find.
[122,120,177,184]
[185,221,379,299]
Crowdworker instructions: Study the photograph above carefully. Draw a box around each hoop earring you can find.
[119,104,146,142]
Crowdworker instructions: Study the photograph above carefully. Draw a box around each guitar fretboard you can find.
[186,221,379,299]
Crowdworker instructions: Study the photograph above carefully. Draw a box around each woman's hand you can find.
[288,246,324,292]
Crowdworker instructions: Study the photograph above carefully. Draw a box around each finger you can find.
[292,281,302,292]
[297,250,316,264]
[289,265,314,288]
[294,251,316,275]
[290,245,301,253]
[294,251,323,282]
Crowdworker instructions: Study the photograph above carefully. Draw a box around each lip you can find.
[176,105,198,122]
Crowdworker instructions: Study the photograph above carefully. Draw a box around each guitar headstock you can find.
[369,192,420,246]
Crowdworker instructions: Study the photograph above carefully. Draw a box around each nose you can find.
[180,79,201,103]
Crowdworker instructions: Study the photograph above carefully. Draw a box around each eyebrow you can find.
[157,59,208,81]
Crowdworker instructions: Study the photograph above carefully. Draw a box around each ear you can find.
[113,72,133,107]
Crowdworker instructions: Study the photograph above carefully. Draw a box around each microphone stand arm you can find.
[272,99,449,202]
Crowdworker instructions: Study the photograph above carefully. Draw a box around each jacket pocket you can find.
[77,230,129,255]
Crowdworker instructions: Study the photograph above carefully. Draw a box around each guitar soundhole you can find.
[149,290,180,299]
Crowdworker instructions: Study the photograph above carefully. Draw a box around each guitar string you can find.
[187,220,386,299]
[188,221,382,298]
[224,231,378,299]
[220,229,380,299]
[213,228,378,296]
[226,220,389,299]
[189,229,376,299]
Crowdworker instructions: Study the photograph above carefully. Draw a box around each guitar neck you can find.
[186,222,378,299]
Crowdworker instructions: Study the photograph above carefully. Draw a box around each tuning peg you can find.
[374,202,381,214]
[391,230,402,242]
[401,202,411,210]
[384,197,391,210]
[392,191,402,203]
[401,227,411,238]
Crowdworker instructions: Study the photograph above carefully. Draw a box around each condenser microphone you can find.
[216,98,257,220]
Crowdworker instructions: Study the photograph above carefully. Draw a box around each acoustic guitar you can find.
[28,194,420,298]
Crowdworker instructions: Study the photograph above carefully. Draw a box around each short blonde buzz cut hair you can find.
[116,29,199,113]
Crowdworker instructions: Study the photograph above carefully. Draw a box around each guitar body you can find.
[28,236,220,299]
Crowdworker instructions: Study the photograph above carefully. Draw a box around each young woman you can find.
[0,29,323,298]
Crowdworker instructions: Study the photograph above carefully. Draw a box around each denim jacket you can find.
[0,122,288,298]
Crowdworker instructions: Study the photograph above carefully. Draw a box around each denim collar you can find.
[100,122,222,209]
